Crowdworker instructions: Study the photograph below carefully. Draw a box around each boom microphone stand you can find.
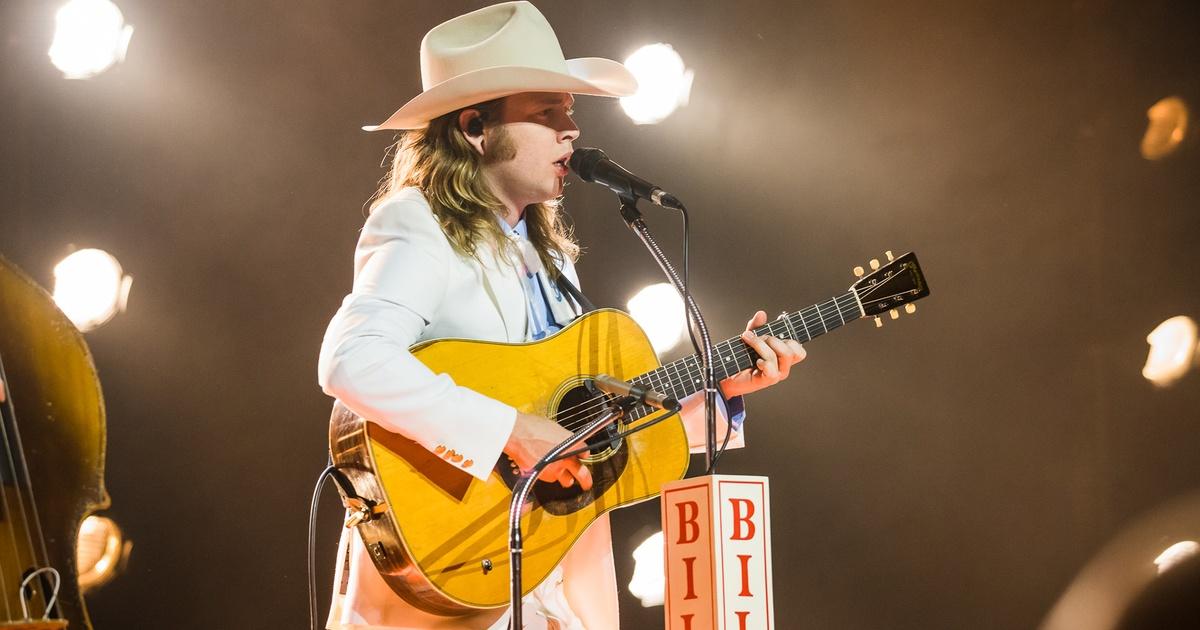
[617,197,720,470]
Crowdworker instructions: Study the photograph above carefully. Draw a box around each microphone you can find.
[591,374,681,412]
[568,148,683,210]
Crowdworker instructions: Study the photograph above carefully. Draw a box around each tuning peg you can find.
[904,304,916,314]
[885,251,894,261]
[889,309,899,320]
[869,258,880,270]
[853,266,865,277]
[874,316,883,328]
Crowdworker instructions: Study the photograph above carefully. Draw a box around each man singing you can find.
[318,3,804,628]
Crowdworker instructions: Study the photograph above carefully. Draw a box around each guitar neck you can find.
[627,291,864,414]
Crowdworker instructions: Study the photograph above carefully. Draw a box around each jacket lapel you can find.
[478,248,527,342]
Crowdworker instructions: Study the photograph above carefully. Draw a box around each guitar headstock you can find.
[850,251,929,327]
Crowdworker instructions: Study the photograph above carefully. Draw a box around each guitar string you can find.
[553,296,856,431]
[0,356,42,621]
[3,366,58,621]
[552,277,915,433]
[552,271,916,429]
[0,400,14,622]
[0,363,53,621]
[856,274,914,304]
[588,293,856,428]
[0,363,28,622]
[553,318,787,431]
[554,296,860,432]
[8,394,55,620]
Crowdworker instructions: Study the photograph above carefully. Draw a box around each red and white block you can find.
[661,475,774,630]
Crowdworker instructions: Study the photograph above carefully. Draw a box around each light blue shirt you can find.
[502,218,568,341]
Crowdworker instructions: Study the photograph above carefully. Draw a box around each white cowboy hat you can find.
[363,1,638,131]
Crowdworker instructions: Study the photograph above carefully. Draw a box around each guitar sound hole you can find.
[495,383,629,516]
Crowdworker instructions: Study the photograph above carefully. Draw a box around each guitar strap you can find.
[555,273,596,315]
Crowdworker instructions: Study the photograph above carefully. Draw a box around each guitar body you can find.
[329,308,690,614]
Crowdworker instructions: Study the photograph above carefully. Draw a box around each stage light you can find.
[76,515,130,592]
[627,283,686,354]
[1140,96,1189,160]
[48,0,134,80]
[1153,540,1198,575]
[628,530,665,607]
[620,44,694,125]
[1142,315,1198,387]
[52,248,132,332]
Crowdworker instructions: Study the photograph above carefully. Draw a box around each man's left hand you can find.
[720,310,806,398]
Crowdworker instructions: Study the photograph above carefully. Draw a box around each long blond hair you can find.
[370,98,579,277]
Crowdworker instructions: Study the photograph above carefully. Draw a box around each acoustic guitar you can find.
[329,251,929,615]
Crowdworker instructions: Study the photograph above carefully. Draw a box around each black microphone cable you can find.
[308,460,341,630]
[672,200,736,474]
[308,459,365,630]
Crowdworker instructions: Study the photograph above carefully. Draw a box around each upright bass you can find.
[0,254,109,629]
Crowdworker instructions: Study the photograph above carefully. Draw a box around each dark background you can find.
[3,1,1200,628]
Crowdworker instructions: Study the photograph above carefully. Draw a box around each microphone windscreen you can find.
[568,148,607,182]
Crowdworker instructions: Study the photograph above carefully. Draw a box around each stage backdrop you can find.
[2,1,1199,628]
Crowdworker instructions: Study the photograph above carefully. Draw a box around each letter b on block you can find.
[677,500,701,544]
[729,498,756,541]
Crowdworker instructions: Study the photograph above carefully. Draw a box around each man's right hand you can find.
[504,413,593,491]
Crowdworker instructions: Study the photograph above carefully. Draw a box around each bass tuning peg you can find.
[885,250,894,261]
[905,304,916,314]
[853,266,865,277]
[874,316,883,328]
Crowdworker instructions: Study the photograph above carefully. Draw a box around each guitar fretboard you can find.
[625,292,863,420]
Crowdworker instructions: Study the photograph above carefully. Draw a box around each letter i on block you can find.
[661,475,774,629]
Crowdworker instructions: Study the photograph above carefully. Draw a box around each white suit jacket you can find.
[318,188,741,629]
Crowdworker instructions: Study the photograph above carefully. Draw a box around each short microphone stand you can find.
[617,197,720,471]
[508,399,630,630]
